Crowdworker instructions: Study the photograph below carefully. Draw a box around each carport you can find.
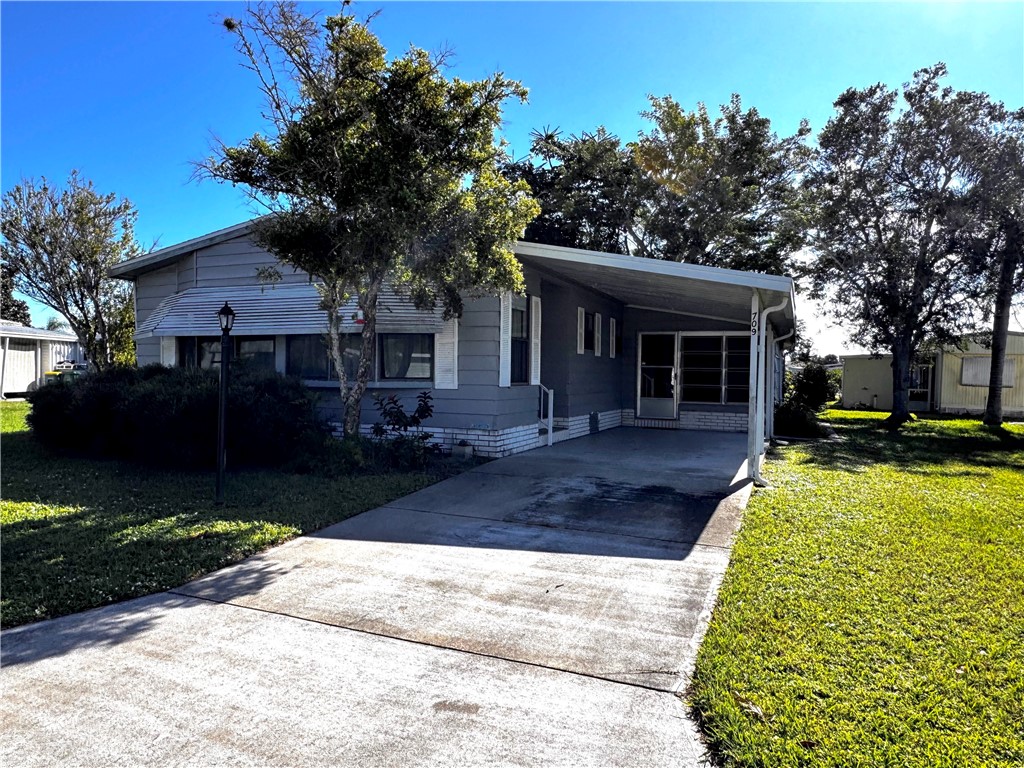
[517,242,797,482]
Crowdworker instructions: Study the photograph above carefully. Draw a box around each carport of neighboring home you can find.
[516,242,796,480]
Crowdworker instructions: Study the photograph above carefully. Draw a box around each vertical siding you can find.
[841,357,894,410]
[540,279,624,418]
[939,352,1024,413]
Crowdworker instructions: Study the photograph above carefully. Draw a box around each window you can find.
[614,318,623,358]
[380,334,433,380]
[584,312,595,352]
[287,334,360,381]
[511,297,529,384]
[962,356,1015,387]
[178,336,276,371]
[679,335,750,404]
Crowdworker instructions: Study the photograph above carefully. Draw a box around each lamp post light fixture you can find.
[215,302,235,506]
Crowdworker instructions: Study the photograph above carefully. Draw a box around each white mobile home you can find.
[0,322,82,397]
[842,332,1024,417]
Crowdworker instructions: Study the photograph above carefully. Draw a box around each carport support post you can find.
[746,291,760,480]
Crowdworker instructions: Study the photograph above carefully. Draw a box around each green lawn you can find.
[692,411,1024,767]
[1,400,455,629]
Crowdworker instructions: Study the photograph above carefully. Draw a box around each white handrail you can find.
[538,383,554,446]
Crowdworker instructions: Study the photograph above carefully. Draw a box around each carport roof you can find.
[514,241,796,335]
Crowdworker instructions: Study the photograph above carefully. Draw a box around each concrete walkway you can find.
[1,428,751,767]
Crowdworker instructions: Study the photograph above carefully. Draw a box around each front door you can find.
[637,333,677,418]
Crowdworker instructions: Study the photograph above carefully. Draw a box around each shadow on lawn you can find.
[797,422,1024,474]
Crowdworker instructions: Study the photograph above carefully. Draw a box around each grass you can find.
[1,400,460,629]
[692,410,1024,768]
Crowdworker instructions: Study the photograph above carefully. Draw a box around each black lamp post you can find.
[215,302,235,506]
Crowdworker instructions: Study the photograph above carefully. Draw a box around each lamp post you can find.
[215,302,235,506]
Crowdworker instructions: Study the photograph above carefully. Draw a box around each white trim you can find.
[609,318,616,359]
[747,292,760,479]
[577,307,585,355]
[498,292,512,388]
[594,313,602,357]
[529,295,542,386]
[160,337,177,367]
[514,240,795,295]
[109,219,259,279]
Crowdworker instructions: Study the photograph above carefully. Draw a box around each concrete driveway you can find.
[1,428,751,767]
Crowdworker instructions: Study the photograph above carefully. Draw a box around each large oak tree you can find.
[202,3,538,435]
[804,64,1004,425]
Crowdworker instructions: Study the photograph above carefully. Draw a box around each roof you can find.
[111,219,798,334]
[515,241,796,334]
[0,321,79,342]
[110,219,258,279]
[135,283,444,339]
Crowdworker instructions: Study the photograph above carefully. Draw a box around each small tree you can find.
[804,64,1000,426]
[1,171,143,370]
[201,3,538,435]
[1,263,32,326]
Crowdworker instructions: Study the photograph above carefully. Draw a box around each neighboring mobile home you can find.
[841,331,1024,417]
[109,221,797,478]
[0,321,82,397]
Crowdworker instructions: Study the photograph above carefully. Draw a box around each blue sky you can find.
[3,1,1022,351]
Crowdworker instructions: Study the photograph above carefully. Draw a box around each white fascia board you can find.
[513,240,796,297]
[109,219,260,279]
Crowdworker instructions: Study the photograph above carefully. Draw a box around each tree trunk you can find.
[983,236,1021,426]
[886,336,913,428]
[342,281,380,437]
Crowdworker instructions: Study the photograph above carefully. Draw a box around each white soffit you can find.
[514,241,796,331]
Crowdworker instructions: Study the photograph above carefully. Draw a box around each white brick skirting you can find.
[330,408,625,458]
[552,409,623,441]
[621,408,747,433]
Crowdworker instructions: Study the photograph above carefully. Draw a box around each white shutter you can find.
[434,318,459,390]
[577,307,585,355]
[609,318,617,359]
[159,337,176,367]
[530,295,542,385]
[595,313,602,357]
[499,292,512,387]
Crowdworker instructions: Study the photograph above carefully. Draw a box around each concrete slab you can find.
[177,507,732,691]
[1,427,751,766]
[1,594,704,767]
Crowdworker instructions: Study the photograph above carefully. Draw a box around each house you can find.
[841,331,1024,417]
[0,321,82,398]
[109,221,797,479]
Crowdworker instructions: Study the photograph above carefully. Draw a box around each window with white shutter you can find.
[499,292,512,387]
[434,318,459,389]
[595,313,602,357]
[530,296,542,385]
[609,318,617,359]
[577,307,585,355]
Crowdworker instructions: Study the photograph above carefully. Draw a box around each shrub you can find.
[774,398,831,438]
[791,362,840,412]
[370,391,440,469]
[27,363,330,469]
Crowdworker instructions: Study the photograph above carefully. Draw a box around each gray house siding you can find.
[539,278,624,419]
[194,236,309,288]
[135,264,178,366]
